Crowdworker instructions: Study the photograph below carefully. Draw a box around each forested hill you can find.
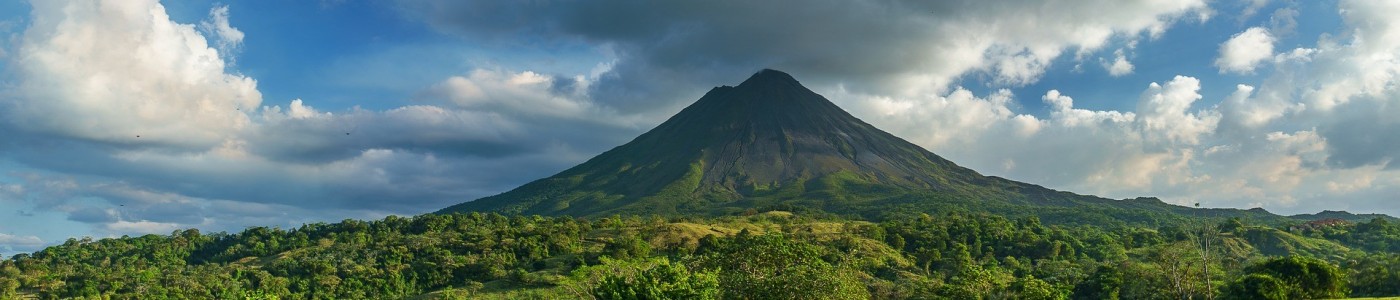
[3,211,1399,299]
[1289,210,1399,222]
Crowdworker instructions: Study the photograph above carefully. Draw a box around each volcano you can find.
[439,69,1311,224]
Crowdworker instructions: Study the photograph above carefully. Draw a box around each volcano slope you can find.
[440,69,1342,226]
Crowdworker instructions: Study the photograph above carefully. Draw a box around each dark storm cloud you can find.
[399,0,1208,113]
[398,0,926,111]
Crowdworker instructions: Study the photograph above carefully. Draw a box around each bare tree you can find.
[1189,203,1217,300]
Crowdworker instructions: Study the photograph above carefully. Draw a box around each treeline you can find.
[2,211,1399,299]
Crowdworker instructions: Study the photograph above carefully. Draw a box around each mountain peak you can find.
[694,68,834,117]
[441,69,987,217]
[738,69,801,88]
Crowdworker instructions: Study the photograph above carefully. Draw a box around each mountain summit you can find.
[440,69,1009,217]
[440,69,1290,223]
[617,68,984,192]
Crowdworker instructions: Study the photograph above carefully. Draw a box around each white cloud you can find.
[1043,90,1135,127]
[1135,76,1218,147]
[0,233,45,255]
[1216,27,1275,74]
[199,5,243,62]
[5,0,261,149]
[837,75,1363,213]
[419,69,607,121]
[851,0,1400,216]
[1103,49,1135,77]
[917,77,1214,196]
[0,233,43,246]
[845,87,1027,147]
[1288,0,1400,112]
[105,220,183,235]
[1217,83,1303,133]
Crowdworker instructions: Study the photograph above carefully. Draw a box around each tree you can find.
[888,233,906,251]
[938,264,1003,299]
[1072,265,1121,300]
[1346,253,1400,296]
[1221,273,1290,300]
[1243,256,1346,299]
[1190,202,1218,300]
[592,258,719,300]
[1010,275,1064,300]
[694,232,869,300]
[606,235,652,259]
[1146,242,1210,299]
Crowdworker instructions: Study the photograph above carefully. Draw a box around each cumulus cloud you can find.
[1042,90,1136,126]
[1216,27,1275,74]
[865,0,1400,216]
[836,56,1400,216]
[1135,76,1219,147]
[4,0,260,149]
[847,88,1025,148]
[1206,0,1400,171]
[840,77,1200,195]
[199,5,243,62]
[1102,49,1135,76]
[1287,0,1400,112]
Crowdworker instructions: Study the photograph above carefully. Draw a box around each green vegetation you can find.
[1221,256,1346,299]
[4,211,1399,299]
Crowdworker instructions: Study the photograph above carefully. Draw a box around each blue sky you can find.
[3,0,1400,257]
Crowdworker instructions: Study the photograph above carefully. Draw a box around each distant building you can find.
[1288,218,1351,232]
